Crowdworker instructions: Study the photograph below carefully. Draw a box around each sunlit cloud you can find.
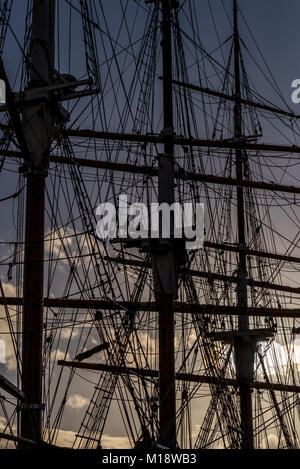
[66,394,89,410]
[256,340,300,376]
[0,282,18,371]
[0,417,131,449]
[50,348,70,362]
[55,428,131,449]
[60,327,79,340]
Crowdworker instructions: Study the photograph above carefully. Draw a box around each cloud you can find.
[0,282,18,371]
[261,433,278,449]
[192,424,200,438]
[66,394,89,410]
[50,348,70,362]
[256,340,300,376]
[53,428,76,447]
[0,417,131,449]
[54,428,131,449]
[60,327,79,340]
[101,434,131,449]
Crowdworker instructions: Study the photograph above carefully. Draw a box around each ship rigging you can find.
[0,0,300,450]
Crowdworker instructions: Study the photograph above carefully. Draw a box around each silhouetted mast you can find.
[21,0,55,443]
[152,0,178,448]
[232,0,254,449]
[0,0,299,450]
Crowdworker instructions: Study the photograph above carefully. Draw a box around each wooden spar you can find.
[0,374,25,401]
[1,296,300,318]
[47,156,300,195]
[74,343,109,362]
[66,128,300,154]
[203,241,300,264]
[3,149,300,195]
[4,126,300,155]
[172,79,300,119]
[0,432,37,446]
[103,256,300,295]
[57,360,300,394]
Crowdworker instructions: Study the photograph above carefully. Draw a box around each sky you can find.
[1,0,300,449]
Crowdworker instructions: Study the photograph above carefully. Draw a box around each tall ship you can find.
[0,0,300,450]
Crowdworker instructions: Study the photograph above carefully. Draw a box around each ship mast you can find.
[233,0,254,449]
[153,0,177,448]
[0,0,298,450]
[20,0,55,443]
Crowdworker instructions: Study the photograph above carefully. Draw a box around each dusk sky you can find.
[1,0,300,450]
